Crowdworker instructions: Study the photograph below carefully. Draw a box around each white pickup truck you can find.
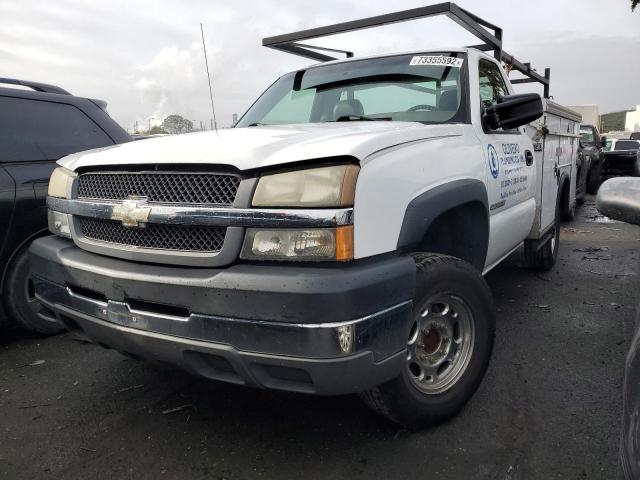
[30,4,579,427]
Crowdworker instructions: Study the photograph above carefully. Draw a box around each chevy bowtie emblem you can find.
[111,197,151,228]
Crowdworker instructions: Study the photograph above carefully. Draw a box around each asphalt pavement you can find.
[1,196,638,480]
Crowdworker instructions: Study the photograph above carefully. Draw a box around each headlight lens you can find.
[241,226,353,262]
[252,164,359,207]
[48,167,76,198]
[48,210,72,238]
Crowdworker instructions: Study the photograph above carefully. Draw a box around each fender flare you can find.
[397,179,489,269]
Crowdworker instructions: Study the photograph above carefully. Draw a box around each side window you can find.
[479,59,514,132]
[479,59,509,106]
[0,96,114,162]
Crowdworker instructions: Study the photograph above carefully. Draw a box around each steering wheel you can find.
[407,104,435,112]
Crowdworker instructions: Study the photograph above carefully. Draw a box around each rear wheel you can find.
[3,247,63,335]
[524,203,560,271]
[361,254,495,429]
[559,180,575,221]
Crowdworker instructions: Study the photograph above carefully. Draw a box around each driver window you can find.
[479,59,509,107]
[479,58,515,132]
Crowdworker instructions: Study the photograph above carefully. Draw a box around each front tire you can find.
[361,254,495,428]
[3,247,63,335]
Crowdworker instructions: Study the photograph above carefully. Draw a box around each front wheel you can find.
[361,254,495,428]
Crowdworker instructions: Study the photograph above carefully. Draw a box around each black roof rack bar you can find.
[275,43,354,62]
[262,2,551,98]
[0,77,70,95]
[295,43,354,57]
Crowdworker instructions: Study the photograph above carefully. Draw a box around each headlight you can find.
[252,164,359,207]
[48,167,76,199]
[241,226,353,261]
[48,210,72,238]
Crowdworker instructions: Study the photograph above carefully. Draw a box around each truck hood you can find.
[60,122,463,172]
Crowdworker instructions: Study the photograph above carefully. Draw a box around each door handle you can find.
[525,150,534,166]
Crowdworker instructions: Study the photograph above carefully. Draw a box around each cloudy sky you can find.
[2,0,639,132]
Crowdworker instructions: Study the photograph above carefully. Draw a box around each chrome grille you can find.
[77,172,240,205]
[79,217,226,252]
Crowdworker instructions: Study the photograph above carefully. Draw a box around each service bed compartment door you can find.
[540,113,561,232]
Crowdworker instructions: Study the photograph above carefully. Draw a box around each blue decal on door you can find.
[488,144,499,179]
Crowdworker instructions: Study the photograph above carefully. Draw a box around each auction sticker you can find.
[409,55,464,67]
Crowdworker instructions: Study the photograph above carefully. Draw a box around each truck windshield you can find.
[579,128,595,144]
[236,53,467,127]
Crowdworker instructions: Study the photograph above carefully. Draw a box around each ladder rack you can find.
[263,2,551,98]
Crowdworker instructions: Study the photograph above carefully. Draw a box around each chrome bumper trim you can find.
[47,196,354,228]
[34,276,412,360]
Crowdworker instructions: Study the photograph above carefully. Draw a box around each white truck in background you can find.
[31,4,580,427]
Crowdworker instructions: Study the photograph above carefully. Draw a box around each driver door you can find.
[476,58,536,267]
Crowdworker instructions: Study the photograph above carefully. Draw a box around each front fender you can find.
[396,179,489,270]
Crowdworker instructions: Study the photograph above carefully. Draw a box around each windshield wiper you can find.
[334,115,392,122]
[247,122,267,127]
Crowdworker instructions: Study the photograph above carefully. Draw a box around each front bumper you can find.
[30,236,416,395]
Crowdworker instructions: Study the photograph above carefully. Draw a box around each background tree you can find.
[148,125,168,135]
[161,115,193,134]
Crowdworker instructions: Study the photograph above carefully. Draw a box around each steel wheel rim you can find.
[406,294,475,395]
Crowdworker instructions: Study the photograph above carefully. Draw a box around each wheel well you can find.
[415,202,488,271]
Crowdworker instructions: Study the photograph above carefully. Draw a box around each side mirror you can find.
[600,136,608,148]
[596,177,640,226]
[483,93,543,130]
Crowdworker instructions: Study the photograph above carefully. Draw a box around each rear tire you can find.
[559,180,575,221]
[3,247,63,335]
[524,204,560,271]
[361,254,495,429]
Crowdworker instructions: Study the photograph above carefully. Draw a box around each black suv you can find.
[0,78,131,334]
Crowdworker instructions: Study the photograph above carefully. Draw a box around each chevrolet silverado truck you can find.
[29,4,578,427]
